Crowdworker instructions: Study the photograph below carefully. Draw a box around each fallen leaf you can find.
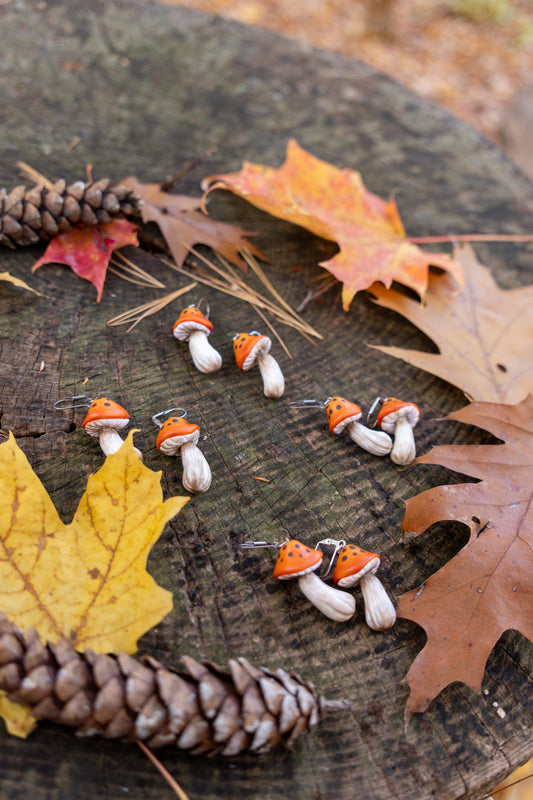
[0,432,187,654]
[121,176,263,268]
[397,396,533,718]
[369,243,533,404]
[0,271,42,295]
[32,218,138,302]
[0,693,36,738]
[202,139,462,309]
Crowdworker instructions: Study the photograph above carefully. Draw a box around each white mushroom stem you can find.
[390,416,416,465]
[256,353,285,399]
[181,440,212,493]
[187,330,222,374]
[346,421,392,456]
[359,573,396,631]
[297,573,356,622]
[96,427,126,456]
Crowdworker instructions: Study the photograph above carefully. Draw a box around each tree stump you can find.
[0,1,532,798]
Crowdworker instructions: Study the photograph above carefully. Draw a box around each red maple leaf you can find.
[32,219,138,302]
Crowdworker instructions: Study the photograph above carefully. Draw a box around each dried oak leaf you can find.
[120,176,263,268]
[0,432,187,654]
[369,243,533,404]
[202,138,462,310]
[397,396,533,718]
[32,218,138,302]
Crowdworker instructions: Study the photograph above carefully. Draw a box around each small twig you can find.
[136,740,191,800]
[16,161,54,190]
[408,233,533,244]
[482,771,533,799]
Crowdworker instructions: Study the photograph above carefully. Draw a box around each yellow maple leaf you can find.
[202,139,463,310]
[0,432,187,653]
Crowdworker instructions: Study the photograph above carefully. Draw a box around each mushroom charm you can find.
[326,396,392,456]
[82,397,137,457]
[333,544,396,632]
[153,410,211,493]
[173,305,222,374]
[233,332,285,399]
[273,540,355,622]
[377,397,420,465]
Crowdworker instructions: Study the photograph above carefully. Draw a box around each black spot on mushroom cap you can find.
[336,404,341,411]
[288,551,293,558]
[104,402,111,407]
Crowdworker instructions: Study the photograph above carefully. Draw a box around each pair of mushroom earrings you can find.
[243,538,396,632]
[173,304,285,399]
[54,395,211,494]
[291,395,420,465]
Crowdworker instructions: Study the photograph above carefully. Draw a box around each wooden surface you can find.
[0,1,532,798]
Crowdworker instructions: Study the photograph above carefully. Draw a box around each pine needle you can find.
[136,740,191,800]
[107,283,197,331]
[109,251,167,288]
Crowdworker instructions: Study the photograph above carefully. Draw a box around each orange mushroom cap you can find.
[173,306,213,340]
[156,416,201,453]
[333,544,380,588]
[325,396,362,434]
[82,398,129,435]
[273,539,323,580]
[377,397,419,431]
[233,332,271,371]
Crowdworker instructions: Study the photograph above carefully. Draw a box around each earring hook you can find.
[366,396,383,428]
[151,407,188,428]
[288,398,326,409]
[53,394,92,410]
[314,538,346,579]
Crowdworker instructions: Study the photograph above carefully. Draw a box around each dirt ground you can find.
[158,0,533,149]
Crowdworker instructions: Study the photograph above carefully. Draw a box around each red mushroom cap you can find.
[377,397,420,431]
[82,398,129,435]
[156,416,201,453]
[173,306,213,341]
[333,544,380,587]
[233,332,271,371]
[325,396,362,434]
[273,539,323,580]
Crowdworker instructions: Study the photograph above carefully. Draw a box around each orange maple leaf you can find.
[397,397,533,719]
[32,218,138,302]
[202,139,463,310]
[121,176,263,268]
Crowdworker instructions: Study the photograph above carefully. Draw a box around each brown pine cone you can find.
[0,613,350,755]
[0,178,141,248]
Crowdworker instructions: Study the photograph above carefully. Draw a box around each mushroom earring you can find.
[54,395,141,458]
[375,397,420,465]
[272,539,355,622]
[173,304,222,374]
[233,331,285,399]
[152,408,211,493]
[289,397,392,457]
[332,544,396,632]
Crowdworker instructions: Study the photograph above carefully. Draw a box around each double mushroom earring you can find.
[369,396,420,465]
[233,331,285,399]
[242,538,396,632]
[289,396,392,456]
[152,407,211,494]
[173,303,222,374]
[242,538,356,622]
[54,395,142,458]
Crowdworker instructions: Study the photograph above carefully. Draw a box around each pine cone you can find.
[0,613,350,755]
[0,178,141,248]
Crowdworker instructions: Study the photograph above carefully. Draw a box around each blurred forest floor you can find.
[156,2,533,798]
[158,0,533,168]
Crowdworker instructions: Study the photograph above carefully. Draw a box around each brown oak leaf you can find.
[121,176,263,268]
[397,396,533,718]
[369,243,533,404]
[202,138,463,309]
